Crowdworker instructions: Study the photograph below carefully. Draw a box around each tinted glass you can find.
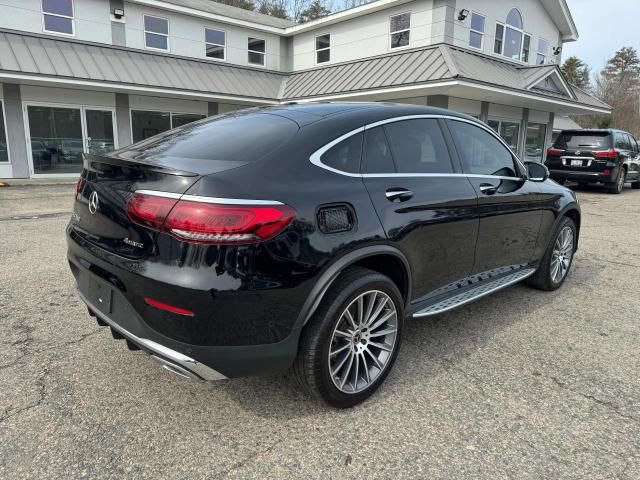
[0,102,8,163]
[628,135,639,152]
[248,38,265,53]
[125,113,299,163]
[317,49,330,63]
[522,34,530,62]
[316,34,330,50]
[448,120,517,177]
[494,24,504,53]
[28,105,83,174]
[43,15,73,34]
[42,0,73,16]
[85,110,114,155]
[321,132,363,174]
[144,16,168,34]
[205,28,225,45]
[500,122,520,152]
[506,8,523,29]
[554,132,611,149]
[390,13,410,32]
[525,123,546,162]
[469,31,482,49]
[384,119,453,173]
[471,13,485,32]
[504,27,523,59]
[362,127,395,173]
[131,110,171,143]
[145,32,168,50]
[171,113,206,129]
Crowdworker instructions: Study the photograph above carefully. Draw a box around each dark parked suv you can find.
[67,103,581,407]
[546,129,640,193]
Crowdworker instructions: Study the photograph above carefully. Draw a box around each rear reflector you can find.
[593,149,617,159]
[126,192,295,244]
[144,297,195,316]
[76,177,85,197]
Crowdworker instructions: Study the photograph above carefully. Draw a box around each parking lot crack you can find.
[212,437,285,478]
[0,366,50,425]
[550,377,638,423]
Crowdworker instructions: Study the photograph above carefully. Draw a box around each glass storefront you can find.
[0,101,8,163]
[131,110,206,143]
[487,119,520,153]
[524,123,547,162]
[27,105,116,175]
[28,106,84,175]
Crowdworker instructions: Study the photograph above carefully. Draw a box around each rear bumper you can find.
[549,169,615,183]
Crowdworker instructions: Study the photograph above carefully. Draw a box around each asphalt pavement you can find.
[0,182,638,479]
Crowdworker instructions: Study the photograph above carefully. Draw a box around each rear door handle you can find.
[385,188,413,202]
[479,183,498,195]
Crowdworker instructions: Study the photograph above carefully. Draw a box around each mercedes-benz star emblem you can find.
[88,191,99,215]
[575,150,581,156]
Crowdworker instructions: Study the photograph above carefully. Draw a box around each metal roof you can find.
[0,30,284,101]
[284,44,610,111]
[0,30,609,112]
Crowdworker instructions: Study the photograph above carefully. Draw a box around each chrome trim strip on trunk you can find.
[76,289,228,381]
[134,190,284,206]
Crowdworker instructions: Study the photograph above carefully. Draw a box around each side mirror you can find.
[525,161,549,182]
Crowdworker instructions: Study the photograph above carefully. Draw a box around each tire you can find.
[608,168,626,194]
[526,217,576,291]
[292,267,404,408]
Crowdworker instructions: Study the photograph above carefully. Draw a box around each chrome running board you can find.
[413,268,536,318]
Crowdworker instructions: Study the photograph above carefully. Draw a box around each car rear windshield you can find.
[117,112,299,164]
[554,132,611,150]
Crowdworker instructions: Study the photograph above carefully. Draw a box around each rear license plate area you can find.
[571,159,583,167]
[88,277,113,315]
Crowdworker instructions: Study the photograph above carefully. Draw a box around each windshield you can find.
[554,132,611,150]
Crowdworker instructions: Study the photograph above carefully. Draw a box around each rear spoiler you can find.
[84,154,199,177]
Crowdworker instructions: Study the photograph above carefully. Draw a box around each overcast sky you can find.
[562,0,640,73]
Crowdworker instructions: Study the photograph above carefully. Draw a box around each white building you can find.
[0,0,610,179]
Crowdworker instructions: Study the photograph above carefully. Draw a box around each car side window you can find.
[624,134,635,152]
[320,132,364,173]
[362,126,396,173]
[447,120,518,177]
[383,119,454,174]
[615,133,626,149]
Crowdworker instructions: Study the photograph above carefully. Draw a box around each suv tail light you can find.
[546,148,565,156]
[593,149,617,159]
[126,192,295,244]
[75,177,85,197]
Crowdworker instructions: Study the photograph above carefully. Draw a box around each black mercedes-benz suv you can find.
[67,103,581,408]
[546,129,640,193]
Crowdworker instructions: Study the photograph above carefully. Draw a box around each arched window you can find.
[494,8,530,62]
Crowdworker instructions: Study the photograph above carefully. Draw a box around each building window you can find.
[205,28,225,60]
[525,123,547,162]
[316,34,330,64]
[0,101,8,163]
[494,24,504,54]
[390,13,410,49]
[522,34,531,62]
[42,0,74,35]
[131,110,206,143]
[537,38,549,65]
[487,119,520,153]
[144,15,169,51]
[248,38,266,66]
[468,13,485,50]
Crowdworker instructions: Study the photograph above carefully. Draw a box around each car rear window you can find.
[554,132,611,150]
[118,112,299,163]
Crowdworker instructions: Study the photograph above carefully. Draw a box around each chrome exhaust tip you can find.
[150,355,200,380]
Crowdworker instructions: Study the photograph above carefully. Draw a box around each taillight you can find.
[144,297,194,316]
[547,148,565,156]
[126,193,295,244]
[127,193,178,230]
[593,149,617,159]
[76,177,84,197]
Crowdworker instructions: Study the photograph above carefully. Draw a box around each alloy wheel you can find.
[328,290,398,394]
[617,170,626,192]
[550,226,574,284]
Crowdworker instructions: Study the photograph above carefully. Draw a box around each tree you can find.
[298,0,331,22]
[602,46,640,82]
[214,0,255,11]
[561,56,591,91]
